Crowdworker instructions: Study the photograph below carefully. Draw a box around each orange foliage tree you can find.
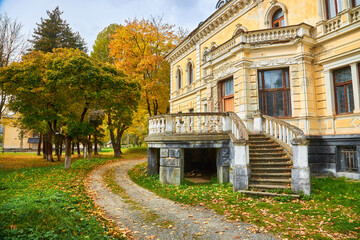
[109,17,178,117]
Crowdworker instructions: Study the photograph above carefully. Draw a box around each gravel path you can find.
[86,159,279,240]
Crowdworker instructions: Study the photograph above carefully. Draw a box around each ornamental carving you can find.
[250,58,298,68]
[213,61,237,79]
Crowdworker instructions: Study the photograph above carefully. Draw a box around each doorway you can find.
[220,78,234,112]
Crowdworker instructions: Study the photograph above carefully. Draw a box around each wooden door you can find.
[221,78,234,112]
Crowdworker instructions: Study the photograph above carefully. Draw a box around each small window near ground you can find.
[339,146,358,173]
[334,67,354,114]
[272,9,284,28]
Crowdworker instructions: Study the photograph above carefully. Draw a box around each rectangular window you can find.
[258,68,291,117]
[326,0,343,19]
[334,67,354,114]
[352,0,360,7]
[339,146,358,173]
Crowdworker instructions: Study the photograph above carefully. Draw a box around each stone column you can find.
[291,141,311,196]
[253,112,263,133]
[159,148,184,185]
[147,148,159,176]
[217,148,230,184]
[232,141,250,192]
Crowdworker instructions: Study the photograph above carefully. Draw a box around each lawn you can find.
[129,163,360,240]
[0,148,147,240]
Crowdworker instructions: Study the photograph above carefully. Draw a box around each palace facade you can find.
[146,0,360,195]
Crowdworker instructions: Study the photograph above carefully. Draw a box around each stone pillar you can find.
[147,148,159,176]
[232,142,250,192]
[253,112,263,133]
[291,141,311,196]
[217,148,230,184]
[159,148,184,185]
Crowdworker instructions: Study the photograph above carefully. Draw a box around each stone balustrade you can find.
[203,24,312,63]
[148,112,248,141]
[317,5,360,37]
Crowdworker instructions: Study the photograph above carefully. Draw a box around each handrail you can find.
[148,112,249,142]
[228,112,249,141]
[262,115,307,146]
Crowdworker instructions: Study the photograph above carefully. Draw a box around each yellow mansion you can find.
[146,0,360,195]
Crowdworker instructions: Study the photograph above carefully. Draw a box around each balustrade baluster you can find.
[219,116,224,132]
[274,122,278,138]
[278,124,282,140]
[176,117,180,133]
[282,126,286,142]
[204,116,209,133]
[183,117,188,133]
[265,119,269,134]
[286,128,290,144]
[197,116,202,133]
[190,116,195,133]
[269,120,273,136]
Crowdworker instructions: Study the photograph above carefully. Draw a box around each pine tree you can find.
[29,6,87,53]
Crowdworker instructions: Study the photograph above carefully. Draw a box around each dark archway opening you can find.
[184,148,217,183]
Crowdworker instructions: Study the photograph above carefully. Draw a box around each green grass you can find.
[129,163,360,240]
[0,148,147,240]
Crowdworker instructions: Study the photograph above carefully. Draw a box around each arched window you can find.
[176,68,182,90]
[264,2,288,28]
[325,0,343,19]
[272,9,285,28]
[187,62,194,85]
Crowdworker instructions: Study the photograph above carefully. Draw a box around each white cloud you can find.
[0,0,216,52]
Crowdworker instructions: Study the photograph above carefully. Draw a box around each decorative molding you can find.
[213,61,237,79]
[250,57,299,68]
[351,118,360,128]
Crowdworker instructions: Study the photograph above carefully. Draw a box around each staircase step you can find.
[252,173,291,178]
[249,149,284,153]
[249,184,290,190]
[250,152,287,156]
[250,178,291,184]
[238,190,299,198]
[249,144,281,149]
[250,157,291,162]
[252,168,291,174]
[251,162,292,167]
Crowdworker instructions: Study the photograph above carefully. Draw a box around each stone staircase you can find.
[246,134,293,196]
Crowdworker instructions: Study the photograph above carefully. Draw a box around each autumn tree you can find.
[91,23,140,157]
[0,48,138,168]
[0,13,28,119]
[29,6,87,53]
[91,23,121,63]
[109,17,178,117]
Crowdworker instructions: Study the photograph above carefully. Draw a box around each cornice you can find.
[165,0,262,63]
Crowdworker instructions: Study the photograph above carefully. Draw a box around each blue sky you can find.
[0,0,216,52]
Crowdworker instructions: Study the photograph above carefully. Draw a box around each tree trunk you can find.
[71,142,75,155]
[44,132,53,162]
[64,136,72,170]
[37,134,42,156]
[76,142,81,157]
[83,143,87,159]
[87,135,92,160]
[57,138,63,161]
[43,138,46,159]
[94,133,98,155]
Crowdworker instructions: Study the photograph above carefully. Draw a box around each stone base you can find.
[218,166,229,184]
[159,148,184,186]
[291,167,311,196]
[232,165,250,192]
